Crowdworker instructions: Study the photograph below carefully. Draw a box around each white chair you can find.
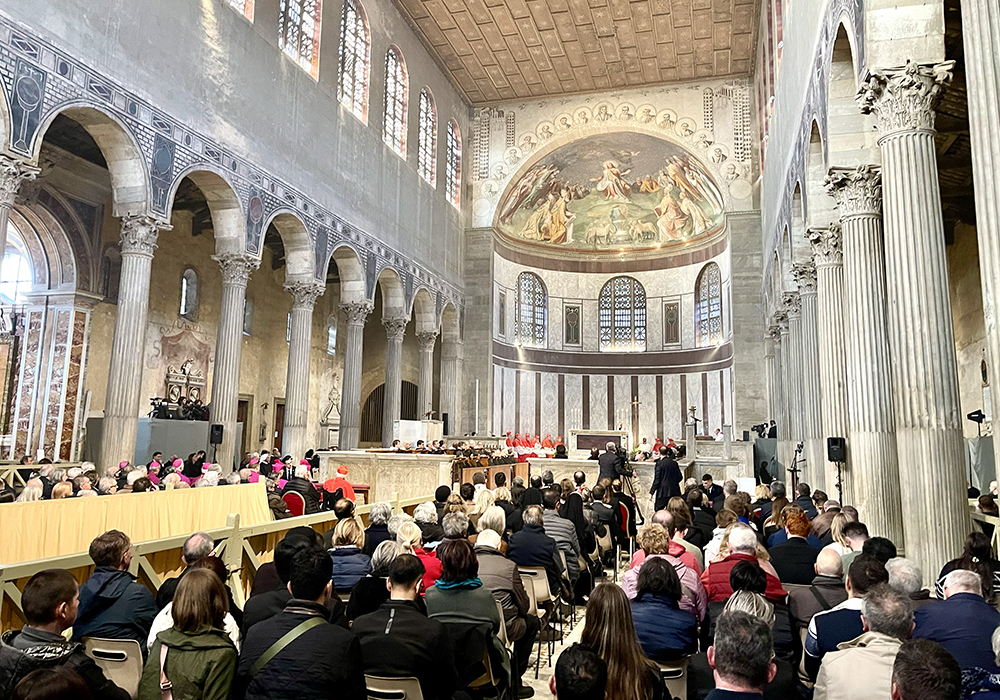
[365,675,425,700]
[83,638,144,699]
[658,657,689,700]
[495,598,511,648]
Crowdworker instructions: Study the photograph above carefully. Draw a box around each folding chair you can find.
[365,675,425,700]
[495,598,511,649]
[83,638,144,699]
[517,568,550,678]
[282,491,305,516]
[658,657,689,700]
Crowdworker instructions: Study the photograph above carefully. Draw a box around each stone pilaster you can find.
[961,0,1000,461]
[338,301,373,450]
[764,326,778,427]
[102,215,170,467]
[381,317,408,447]
[441,339,462,435]
[775,309,791,472]
[826,165,903,546]
[0,156,39,261]
[209,253,258,471]
[809,225,852,503]
[282,280,324,459]
[793,262,825,492]
[783,291,803,447]
[416,329,439,419]
[859,61,968,572]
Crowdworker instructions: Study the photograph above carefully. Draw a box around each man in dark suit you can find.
[793,482,818,519]
[701,474,724,505]
[914,568,1000,672]
[767,420,777,439]
[767,511,820,585]
[650,446,683,511]
[507,504,564,594]
[597,442,627,484]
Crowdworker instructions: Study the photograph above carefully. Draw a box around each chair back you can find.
[365,675,425,700]
[518,566,553,609]
[658,657,689,700]
[596,527,613,554]
[619,502,630,536]
[83,638,144,699]
[494,598,510,647]
[283,491,306,516]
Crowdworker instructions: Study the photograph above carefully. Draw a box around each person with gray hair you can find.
[914,567,1000,672]
[758,480,786,523]
[441,511,470,539]
[813,584,913,700]
[789,548,848,631]
[225,472,241,486]
[706,610,777,697]
[886,558,934,610]
[508,503,564,597]
[413,501,445,544]
[362,502,394,556]
[386,512,414,538]
[96,476,118,496]
[154,532,215,609]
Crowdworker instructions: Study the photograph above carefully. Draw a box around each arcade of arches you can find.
[0,0,998,579]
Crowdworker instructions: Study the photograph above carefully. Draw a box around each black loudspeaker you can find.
[210,424,224,445]
[827,437,846,462]
[442,413,450,436]
[742,430,750,442]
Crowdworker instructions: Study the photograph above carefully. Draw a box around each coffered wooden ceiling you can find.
[392,0,759,104]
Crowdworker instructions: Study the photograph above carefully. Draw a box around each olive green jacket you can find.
[138,626,237,700]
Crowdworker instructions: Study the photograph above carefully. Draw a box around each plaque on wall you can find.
[498,290,506,338]
[564,304,581,346]
[664,300,680,345]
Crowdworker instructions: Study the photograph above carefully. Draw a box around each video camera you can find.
[751,423,767,438]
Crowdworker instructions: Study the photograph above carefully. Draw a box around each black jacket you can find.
[650,456,683,506]
[598,450,626,483]
[507,523,563,594]
[235,600,366,700]
[2,628,130,700]
[768,537,820,586]
[362,523,392,556]
[71,567,157,648]
[242,587,346,635]
[794,495,818,519]
[353,599,457,700]
[282,478,322,514]
[687,506,717,548]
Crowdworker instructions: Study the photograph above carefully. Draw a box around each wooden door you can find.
[273,401,285,454]
[236,400,250,458]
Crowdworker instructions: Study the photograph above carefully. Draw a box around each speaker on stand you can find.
[210,424,223,463]
[827,437,846,503]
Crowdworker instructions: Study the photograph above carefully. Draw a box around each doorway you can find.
[273,400,285,454]
[237,397,251,459]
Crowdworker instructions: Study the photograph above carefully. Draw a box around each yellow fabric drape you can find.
[0,483,271,565]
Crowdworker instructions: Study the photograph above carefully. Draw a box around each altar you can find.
[567,429,629,457]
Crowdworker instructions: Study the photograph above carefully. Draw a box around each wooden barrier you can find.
[0,490,431,631]
[970,505,1000,557]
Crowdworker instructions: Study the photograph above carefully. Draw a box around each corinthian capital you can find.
[341,301,374,327]
[213,253,260,287]
[858,60,955,137]
[782,291,801,318]
[383,317,408,341]
[417,330,440,352]
[285,280,325,309]
[774,309,789,334]
[825,166,882,217]
[0,156,40,209]
[766,324,782,342]
[792,262,817,294]
[120,215,169,256]
[808,225,843,267]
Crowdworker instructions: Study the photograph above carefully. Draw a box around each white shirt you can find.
[147,603,241,651]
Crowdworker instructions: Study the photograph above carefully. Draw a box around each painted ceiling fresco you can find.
[495,132,726,254]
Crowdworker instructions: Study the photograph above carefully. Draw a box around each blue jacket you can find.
[630,593,697,662]
[768,529,823,549]
[71,567,157,647]
[914,592,1000,672]
[329,546,371,593]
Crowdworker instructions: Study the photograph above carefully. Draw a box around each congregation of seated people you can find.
[1,445,997,700]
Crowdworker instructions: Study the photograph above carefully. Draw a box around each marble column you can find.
[440,340,462,435]
[338,301,373,450]
[793,262,825,491]
[860,61,968,570]
[102,215,170,467]
[961,0,1000,448]
[764,328,777,423]
[381,317,407,447]
[784,291,804,445]
[209,253,258,471]
[0,156,39,258]
[416,329,439,420]
[809,225,852,503]
[282,281,324,460]
[826,165,903,546]
[775,309,791,471]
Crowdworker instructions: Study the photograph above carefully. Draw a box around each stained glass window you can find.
[417,88,437,186]
[695,262,723,347]
[337,0,370,121]
[382,47,407,157]
[599,277,646,352]
[228,0,254,20]
[279,0,322,79]
[514,272,546,348]
[445,120,461,207]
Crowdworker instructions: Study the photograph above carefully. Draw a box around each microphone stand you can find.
[787,443,803,491]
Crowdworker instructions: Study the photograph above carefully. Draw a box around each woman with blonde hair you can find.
[622,524,707,622]
[822,512,852,556]
[329,517,370,592]
[396,521,441,591]
[581,583,663,700]
[15,481,42,502]
[469,487,495,528]
[51,482,73,500]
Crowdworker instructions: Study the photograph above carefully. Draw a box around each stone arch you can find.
[804,120,835,229]
[0,75,11,153]
[440,301,460,345]
[826,21,878,168]
[376,267,407,319]
[7,207,75,292]
[262,210,314,281]
[167,166,246,257]
[329,243,366,305]
[789,181,809,264]
[32,103,150,217]
[411,287,437,333]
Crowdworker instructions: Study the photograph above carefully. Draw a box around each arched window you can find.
[180,268,199,321]
[382,47,407,157]
[227,0,254,20]
[514,272,546,348]
[279,0,322,78]
[337,0,370,121]
[695,262,723,347]
[0,229,33,305]
[327,315,338,355]
[445,120,461,207]
[242,298,254,336]
[417,88,437,186]
[599,277,646,352]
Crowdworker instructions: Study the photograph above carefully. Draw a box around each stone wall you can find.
[948,222,989,437]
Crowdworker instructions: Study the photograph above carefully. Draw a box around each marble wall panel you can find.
[687,373,704,435]
[502,366,516,435]
[493,364,503,436]
[638,374,657,443]
[42,309,71,458]
[519,370,536,436]
[590,375,608,432]
[13,310,43,459]
[540,372,559,441]
[564,373,583,432]
[663,373,682,440]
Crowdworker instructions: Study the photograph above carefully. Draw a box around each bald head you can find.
[652,509,675,537]
[815,548,844,578]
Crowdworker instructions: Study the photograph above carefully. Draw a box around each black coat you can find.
[768,537,820,586]
[282,478,322,514]
[235,600,366,700]
[597,450,626,483]
[3,628,130,700]
[353,599,457,700]
[650,456,683,507]
[794,495,818,520]
[242,587,346,635]
[507,523,563,594]
[71,567,157,648]
[362,523,392,556]
[687,507,717,549]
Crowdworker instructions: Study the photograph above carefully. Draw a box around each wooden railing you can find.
[0,490,432,630]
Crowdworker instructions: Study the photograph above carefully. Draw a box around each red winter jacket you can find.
[701,552,787,603]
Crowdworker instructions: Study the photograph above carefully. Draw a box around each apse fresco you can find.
[495,132,725,253]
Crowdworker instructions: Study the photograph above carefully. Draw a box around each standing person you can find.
[581,583,663,700]
[650,447,683,511]
[701,475,724,507]
[598,442,626,484]
[139,569,237,700]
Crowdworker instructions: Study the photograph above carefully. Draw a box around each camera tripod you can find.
[620,471,645,527]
